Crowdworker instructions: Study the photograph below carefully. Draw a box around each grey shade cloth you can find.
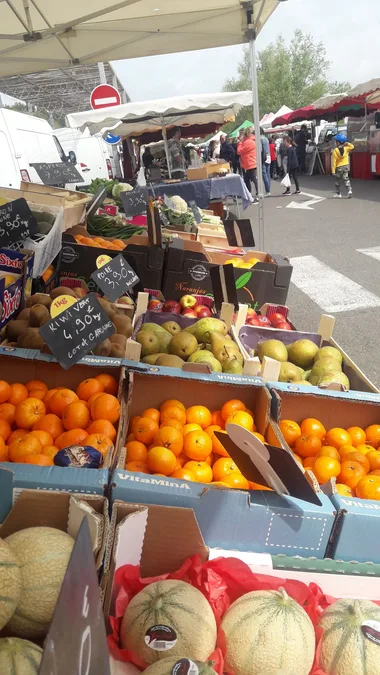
[148,174,253,209]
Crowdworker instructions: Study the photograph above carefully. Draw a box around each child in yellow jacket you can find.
[332,134,354,198]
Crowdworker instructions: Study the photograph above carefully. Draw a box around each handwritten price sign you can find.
[30,162,84,185]
[39,293,115,369]
[91,253,140,302]
[0,198,37,247]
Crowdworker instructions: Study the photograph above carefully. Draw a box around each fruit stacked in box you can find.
[148,292,214,319]
[0,372,120,467]
[241,306,294,329]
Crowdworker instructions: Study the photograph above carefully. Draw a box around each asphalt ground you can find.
[245,174,380,388]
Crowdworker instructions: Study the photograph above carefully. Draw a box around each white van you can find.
[55,127,114,188]
[0,108,74,188]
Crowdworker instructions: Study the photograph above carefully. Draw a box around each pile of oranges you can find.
[125,398,267,489]
[0,373,120,466]
[74,234,126,251]
[280,418,380,500]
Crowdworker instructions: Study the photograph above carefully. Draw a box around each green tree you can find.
[224,30,350,115]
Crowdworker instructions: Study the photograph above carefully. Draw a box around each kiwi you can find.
[93,339,112,356]
[98,297,118,319]
[5,320,29,342]
[19,327,45,350]
[29,304,50,327]
[110,334,127,349]
[26,293,52,308]
[17,308,31,321]
[110,343,125,358]
[112,314,132,338]
[50,287,77,300]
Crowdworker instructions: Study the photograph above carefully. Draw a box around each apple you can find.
[246,308,257,318]
[270,312,287,324]
[195,305,212,318]
[275,321,292,330]
[246,316,261,326]
[257,316,272,327]
[148,299,163,311]
[162,300,181,314]
[117,295,134,306]
[180,294,197,309]
[181,308,198,318]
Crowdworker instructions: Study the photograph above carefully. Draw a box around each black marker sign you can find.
[121,186,149,217]
[0,198,37,247]
[30,162,84,185]
[189,200,202,224]
[91,254,140,302]
[39,293,115,370]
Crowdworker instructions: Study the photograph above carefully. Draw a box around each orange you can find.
[28,430,54,448]
[335,484,353,497]
[317,446,340,461]
[153,427,183,456]
[212,458,240,481]
[183,429,212,461]
[147,447,177,475]
[15,398,46,429]
[345,451,370,473]
[225,411,254,431]
[86,419,117,442]
[126,441,147,463]
[24,454,54,466]
[338,460,366,490]
[186,406,212,429]
[42,446,59,459]
[252,432,266,443]
[87,392,103,408]
[127,433,135,442]
[356,475,380,501]
[324,428,351,450]
[312,457,341,484]
[171,468,195,481]
[86,433,113,457]
[0,419,11,442]
[160,399,185,412]
[221,399,246,421]
[160,419,183,432]
[183,423,202,435]
[356,444,375,455]
[0,442,8,462]
[184,461,213,483]
[210,429,229,457]
[303,456,317,468]
[0,403,15,425]
[160,406,186,426]
[339,444,358,460]
[62,401,90,431]
[132,417,159,445]
[279,420,301,447]
[205,453,214,466]
[77,378,104,401]
[28,389,47,401]
[346,426,366,447]
[90,394,120,424]
[211,410,225,428]
[49,389,79,417]
[95,373,118,395]
[223,473,250,489]
[125,461,149,473]
[366,450,380,472]
[365,425,380,449]
[0,380,11,404]
[32,414,64,440]
[44,388,58,409]
[176,453,187,467]
[55,429,89,450]
[294,434,322,458]
[211,481,229,487]
[9,435,42,462]
[142,408,160,423]
[300,418,326,441]
[8,383,28,407]
[129,415,141,430]
[8,429,28,446]
[25,380,48,395]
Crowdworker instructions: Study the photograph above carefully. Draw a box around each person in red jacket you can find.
[237,128,258,201]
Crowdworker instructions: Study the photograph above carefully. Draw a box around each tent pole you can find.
[249,29,264,250]
[161,118,172,179]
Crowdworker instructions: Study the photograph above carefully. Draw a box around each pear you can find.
[142,353,167,365]
[314,346,343,365]
[161,321,181,336]
[208,331,243,364]
[156,355,185,368]
[223,357,243,375]
[136,331,160,357]
[192,318,227,343]
[298,380,313,386]
[187,351,222,372]
[169,331,198,360]
[309,357,342,385]
[288,339,319,369]
[257,339,288,363]
[279,362,303,383]
[316,371,350,389]
[157,331,172,353]
[303,369,312,381]
[140,323,169,335]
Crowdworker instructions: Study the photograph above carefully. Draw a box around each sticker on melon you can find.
[362,619,380,646]
[143,656,218,675]
[145,625,177,651]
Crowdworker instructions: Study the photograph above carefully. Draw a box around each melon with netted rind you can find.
[0,538,21,630]
[5,526,74,639]
[319,597,380,675]
[0,637,43,674]
[221,588,315,675]
[143,657,217,675]
[120,579,217,664]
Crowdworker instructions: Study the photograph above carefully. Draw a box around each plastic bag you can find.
[281,173,291,188]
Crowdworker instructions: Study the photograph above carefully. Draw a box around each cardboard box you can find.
[20,181,91,231]
[110,371,336,558]
[186,162,230,180]
[270,387,380,562]
[0,248,34,332]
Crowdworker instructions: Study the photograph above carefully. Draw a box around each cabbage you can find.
[112,182,133,199]
[169,195,188,214]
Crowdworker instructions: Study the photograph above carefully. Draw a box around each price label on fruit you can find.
[39,292,115,370]
[0,198,38,247]
[91,254,140,303]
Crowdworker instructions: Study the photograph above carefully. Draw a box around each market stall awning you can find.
[0,0,282,78]
[66,91,253,138]
[229,119,254,138]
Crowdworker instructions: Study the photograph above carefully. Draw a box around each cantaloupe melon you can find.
[120,580,217,664]
[0,637,43,674]
[319,597,380,675]
[5,526,74,639]
[0,538,21,631]
[221,587,315,675]
[143,657,217,675]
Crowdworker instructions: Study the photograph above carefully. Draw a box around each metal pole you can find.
[249,33,265,251]
[97,62,107,84]
[161,118,172,179]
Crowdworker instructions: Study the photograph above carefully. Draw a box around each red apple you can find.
[258,316,272,327]
[181,308,198,318]
[270,312,287,324]
[246,316,261,326]
[180,294,197,309]
[195,305,212,318]
[246,308,257,318]
[148,299,163,311]
[275,321,292,330]
[162,300,181,314]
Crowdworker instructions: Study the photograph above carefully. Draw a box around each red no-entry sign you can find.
[90,84,121,110]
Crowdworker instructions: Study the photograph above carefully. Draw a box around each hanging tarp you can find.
[229,119,254,138]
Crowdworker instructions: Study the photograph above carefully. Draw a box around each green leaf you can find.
[235,272,252,289]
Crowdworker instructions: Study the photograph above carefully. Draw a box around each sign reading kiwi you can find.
[0,198,38,247]
[39,292,115,369]
[30,162,84,185]
[90,254,140,303]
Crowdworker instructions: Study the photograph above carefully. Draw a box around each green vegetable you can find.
[112,183,133,199]
[87,214,145,239]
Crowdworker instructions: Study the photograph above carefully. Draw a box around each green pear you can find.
[309,358,342,385]
[316,371,350,389]
[288,339,319,369]
[303,369,312,381]
[136,331,160,357]
[142,353,167,364]
[156,355,185,368]
[223,357,243,375]
[298,380,313,386]
[208,331,243,364]
[192,318,228,342]
[169,331,198,359]
[157,331,172,353]
[257,339,288,363]
[161,321,181,336]
[279,362,303,383]
[187,351,222,372]
[140,323,169,335]
[314,346,343,365]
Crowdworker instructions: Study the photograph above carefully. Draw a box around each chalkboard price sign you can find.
[39,293,115,370]
[0,198,37,247]
[189,200,202,224]
[121,187,149,217]
[90,254,140,302]
[30,162,84,185]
